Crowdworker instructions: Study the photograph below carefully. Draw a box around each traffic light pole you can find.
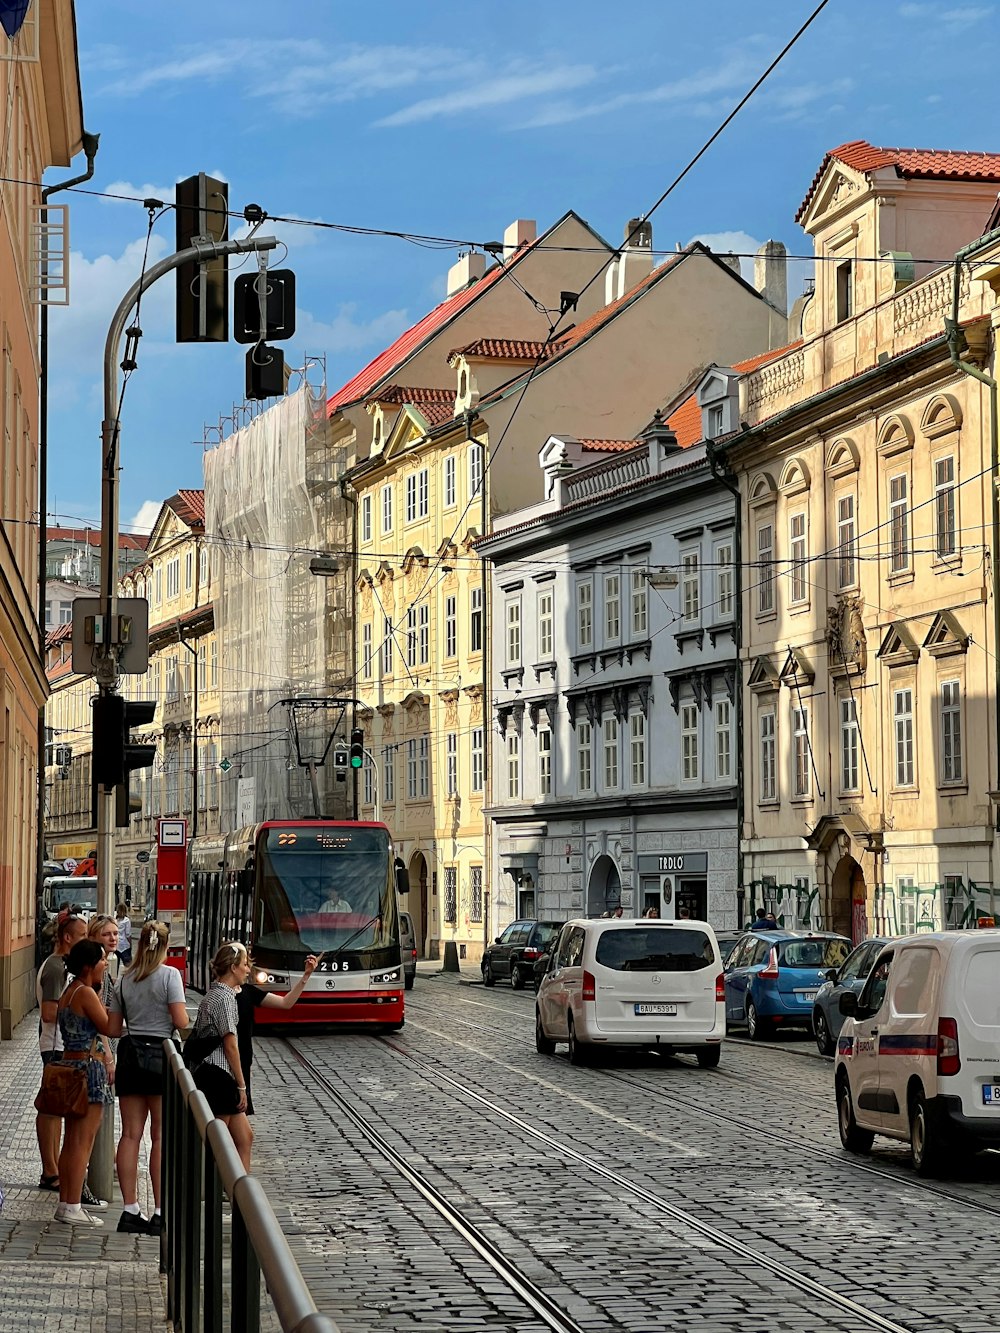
[95,231,278,914]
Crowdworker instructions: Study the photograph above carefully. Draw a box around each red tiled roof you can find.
[579,439,637,452]
[413,402,456,428]
[663,341,804,447]
[168,489,205,528]
[47,527,147,551]
[367,385,454,406]
[732,340,803,374]
[797,140,1000,222]
[448,337,567,363]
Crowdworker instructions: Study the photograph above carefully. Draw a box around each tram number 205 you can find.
[317,960,349,972]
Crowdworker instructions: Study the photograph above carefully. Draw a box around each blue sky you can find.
[48,0,1000,533]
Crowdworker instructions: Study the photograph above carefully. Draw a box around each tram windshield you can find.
[254,825,398,960]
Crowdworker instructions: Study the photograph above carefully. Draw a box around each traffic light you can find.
[233,269,296,343]
[245,343,286,400]
[333,749,348,783]
[349,729,365,770]
[92,695,156,789]
[117,700,157,827]
[176,172,228,342]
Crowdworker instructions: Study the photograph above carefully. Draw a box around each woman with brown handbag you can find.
[53,939,114,1226]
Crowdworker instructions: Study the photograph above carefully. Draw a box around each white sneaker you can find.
[54,1204,104,1227]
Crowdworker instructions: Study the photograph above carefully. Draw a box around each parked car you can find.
[715,931,744,965]
[724,930,851,1040]
[482,920,564,990]
[399,911,417,990]
[533,945,555,993]
[811,936,890,1055]
[835,929,1000,1174]
[535,918,726,1066]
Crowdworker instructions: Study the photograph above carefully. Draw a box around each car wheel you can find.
[814,1008,833,1056]
[567,1015,589,1066]
[535,1008,555,1055]
[404,973,415,991]
[510,964,525,991]
[910,1088,948,1177]
[836,1073,874,1154]
[746,998,772,1042]
[696,1045,721,1070]
[482,960,495,988]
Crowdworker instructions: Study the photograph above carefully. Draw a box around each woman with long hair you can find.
[53,940,114,1226]
[87,915,121,1088]
[187,943,252,1167]
[107,920,187,1236]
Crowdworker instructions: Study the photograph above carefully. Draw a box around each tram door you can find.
[676,877,707,921]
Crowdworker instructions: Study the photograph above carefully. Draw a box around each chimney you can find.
[446,250,487,297]
[719,252,742,276]
[754,239,787,315]
[607,217,654,302]
[503,218,537,260]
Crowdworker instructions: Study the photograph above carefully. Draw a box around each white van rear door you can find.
[590,925,718,1035]
[953,937,1000,1118]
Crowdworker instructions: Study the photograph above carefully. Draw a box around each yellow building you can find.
[1,3,84,1032]
[722,140,1000,938]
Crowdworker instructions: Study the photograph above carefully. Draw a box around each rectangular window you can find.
[576,580,593,649]
[715,699,731,780]
[166,655,178,701]
[889,473,909,573]
[836,259,853,322]
[603,716,619,790]
[934,455,956,558]
[184,550,193,591]
[443,455,456,507]
[383,748,395,805]
[604,573,621,643]
[470,586,483,653]
[406,739,417,800]
[444,868,457,924]
[200,546,208,588]
[538,727,552,796]
[577,720,592,793]
[418,605,429,665]
[154,566,162,605]
[471,728,484,792]
[363,761,374,807]
[681,551,700,622]
[417,467,429,518]
[894,687,914,787]
[757,523,774,614]
[406,608,418,669]
[361,494,372,543]
[444,595,457,658]
[896,877,916,934]
[837,493,856,589]
[681,705,699,782]
[469,866,483,922]
[381,485,393,533]
[381,615,393,676]
[630,568,647,637]
[789,511,807,604]
[941,679,963,783]
[759,711,776,802]
[716,542,734,618]
[197,643,207,691]
[469,443,483,498]
[418,737,429,797]
[405,474,417,524]
[840,697,859,792]
[210,638,217,688]
[707,402,725,437]
[506,599,521,667]
[507,732,520,799]
[792,706,811,798]
[630,712,646,787]
[362,623,373,679]
[166,558,179,599]
[537,589,553,660]
[446,731,458,796]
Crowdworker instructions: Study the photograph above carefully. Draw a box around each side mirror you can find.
[839,991,859,1017]
[495,936,503,945]
[825,968,838,983]
[394,859,409,895]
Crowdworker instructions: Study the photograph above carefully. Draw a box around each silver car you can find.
[399,911,417,990]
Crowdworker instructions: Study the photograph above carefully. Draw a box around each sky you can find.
[46,0,1000,535]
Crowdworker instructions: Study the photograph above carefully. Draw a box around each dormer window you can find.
[373,417,382,448]
[836,260,853,322]
[696,368,739,439]
[459,368,468,398]
[707,403,725,438]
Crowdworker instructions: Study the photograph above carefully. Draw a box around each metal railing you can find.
[162,1042,340,1333]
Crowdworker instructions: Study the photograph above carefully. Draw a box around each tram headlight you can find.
[372,968,401,985]
[254,971,289,986]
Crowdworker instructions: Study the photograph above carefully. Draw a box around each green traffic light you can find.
[350,756,363,769]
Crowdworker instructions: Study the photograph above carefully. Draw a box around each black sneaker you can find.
[81,1183,108,1210]
[116,1211,149,1233]
[145,1214,163,1237]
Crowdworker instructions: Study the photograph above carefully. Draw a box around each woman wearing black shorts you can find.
[188,943,252,1164]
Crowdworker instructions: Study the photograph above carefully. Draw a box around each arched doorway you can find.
[831,854,866,943]
[408,851,428,956]
[587,855,622,917]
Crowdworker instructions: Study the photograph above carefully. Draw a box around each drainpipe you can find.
[705,439,745,928]
[36,133,100,944]
[946,241,1000,922]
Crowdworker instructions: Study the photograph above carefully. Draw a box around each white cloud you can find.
[689,230,762,284]
[898,1,992,21]
[100,178,178,207]
[292,304,411,356]
[375,64,599,128]
[129,501,162,535]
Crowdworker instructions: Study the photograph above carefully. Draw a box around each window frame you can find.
[443,454,456,508]
[444,594,457,659]
[604,572,621,645]
[933,453,956,559]
[715,541,734,619]
[681,550,700,623]
[940,677,963,785]
[840,695,859,794]
[471,727,484,792]
[381,485,393,534]
[629,710,646,788]
[362,622,373,679]
[537,588,554,661]
[506,731,520,800]
[715,698,731,781]
[791,705,811,799]
[446,731,458,797]
[836,491,857,590]
[576,578,593,650]
[361,493,372,543]
[788,509,808,606]
[756,521,774,616]
[538,726,552,796]
[889,471,910,575]
[577,719,592,793]
[470,586,483,654]
[759,709,777,803]
[681,703,699,783]
[505,597,521,668]
[893,686,915,788]
[603,715,619,791]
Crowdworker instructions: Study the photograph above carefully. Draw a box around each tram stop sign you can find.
[219,757,232,772]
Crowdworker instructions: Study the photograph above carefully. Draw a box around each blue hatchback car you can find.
[724,930,852,1041]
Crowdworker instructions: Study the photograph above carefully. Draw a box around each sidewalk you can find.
[0,1014,168,1331]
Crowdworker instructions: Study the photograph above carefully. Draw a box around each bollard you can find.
[442,940,460,973]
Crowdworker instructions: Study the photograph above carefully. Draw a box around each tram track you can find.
[281,1031,916,1333]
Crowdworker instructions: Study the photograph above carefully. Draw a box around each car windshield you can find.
[595,927,715,972]
[533,923,562,949]
[44,878,98,913]
[780,938,850,968]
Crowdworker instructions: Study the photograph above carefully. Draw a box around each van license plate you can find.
[635,1003,677,1016]
[982,1085,1000,1105]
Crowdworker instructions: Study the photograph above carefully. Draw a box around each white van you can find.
[535,917,726,1067]
[835,929,1000,1174]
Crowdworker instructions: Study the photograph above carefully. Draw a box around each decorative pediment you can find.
[825,437,859,477]
[780,647,815,688]
[400,547,429,575]
[400,690,429,713]
[923,610,970,658]
[460,527,482,551]
[876,413,914,458]
[748,471,777,508]
[356,568,374,591]
[374,561,394,585]
[877,620,921,666]
[778,457,811,497]
[355,705,374,723]
[436,539,459,563]
[920,393,963,440]
[747,655,781,693]
[496,700,524,736]
[528,696,557,731]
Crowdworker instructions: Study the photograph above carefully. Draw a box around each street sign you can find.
[219,757,232,773]
[136,850,150,864]
[158,818,187,849]
[71,597,149,675]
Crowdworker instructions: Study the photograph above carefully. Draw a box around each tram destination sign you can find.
[637,852,708,875]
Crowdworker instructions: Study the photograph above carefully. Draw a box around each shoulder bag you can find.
[34,1037,97,1119]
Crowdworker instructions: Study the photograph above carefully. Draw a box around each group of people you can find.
[36,911,320,1230]
[749,907,780,930]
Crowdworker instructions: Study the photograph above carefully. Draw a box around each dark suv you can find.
[482,919,564,990]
